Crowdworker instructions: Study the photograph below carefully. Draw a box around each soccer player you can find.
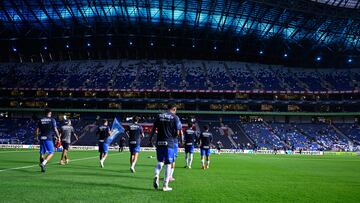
[149,103,182,192]
[199,125,213,169]
[119,136,126,152]
[34,109,60,173]
[59,119,78,165]
[216,141,223,155]
[183,122,197,169]
[97,119,111,168]
[127,116,144,173]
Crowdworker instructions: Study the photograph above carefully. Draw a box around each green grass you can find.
[0,149,359,203]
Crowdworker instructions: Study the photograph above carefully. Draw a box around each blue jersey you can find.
[199,131,213,148]
[37,117,57,141]
[128,123,143,146]
[152,112,181,148]
[97,125,110,141]
[184,128,197,146]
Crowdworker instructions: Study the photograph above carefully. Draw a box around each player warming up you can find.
[183,121,197,169]
[127,116,144,173]
[59,119,78,165]
[97,119,111,168]
[149,103,182,192]
[35,109,60,173]
[199,125,213,169]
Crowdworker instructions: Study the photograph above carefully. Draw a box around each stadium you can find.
[0,0,359,202]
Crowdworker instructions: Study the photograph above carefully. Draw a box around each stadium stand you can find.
[1,115,359,152]
[1,60,359,92]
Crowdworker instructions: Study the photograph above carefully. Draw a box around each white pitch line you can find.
[0,155,113,172]
[0,150,36,154]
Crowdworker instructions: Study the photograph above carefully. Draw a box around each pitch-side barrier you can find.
[0,144,328,155]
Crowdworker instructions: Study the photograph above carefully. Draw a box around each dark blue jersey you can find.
[184,128,197,146]
[37,117,57,141]
[128,123,143,146]
[152,112,181,148]
[199,131,213,149]
[97,125,110,141]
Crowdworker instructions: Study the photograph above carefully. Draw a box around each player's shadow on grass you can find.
[54,178,153,191]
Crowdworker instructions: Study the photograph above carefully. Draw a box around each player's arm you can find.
[175,116,182,143]
[72,127,79,140]
[197,133,202,146]
[54,127,60,140]
[34,127,39,143]
[108,128,112,138]
[140,126,144,139]
[52,119,60,140]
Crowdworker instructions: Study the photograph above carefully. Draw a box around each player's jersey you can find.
[37,117,57,141]
[199,131,213,149]
[184,128,197,146]
[60,125,74,144]
[97,125,110,141]
[128,123,143,146]
[153,112,181,148]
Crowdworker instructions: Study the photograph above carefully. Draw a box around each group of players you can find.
[34,104,213,192]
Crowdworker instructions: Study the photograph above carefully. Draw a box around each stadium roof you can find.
[0,0,360,50]
[311,0,360,9]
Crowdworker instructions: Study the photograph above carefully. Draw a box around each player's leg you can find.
[64,145,70,164]
[200,148,205,169]
[189,146,194,168]
[206,149,211,169]
[154,147,165,189]
[163,163,172,191]
[169,162,176,181]
[169,144,178,181]
[129,148,133,168]
[60,149,66,165]
[40,140,55,172]
[163,147,174,191]
[184,149,188,168]
[189,151,194,168]
[39,141,46,172]
[132,152,139,170]
[99,142,108,168]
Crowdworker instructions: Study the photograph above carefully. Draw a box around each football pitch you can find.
[0,149,359,203]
